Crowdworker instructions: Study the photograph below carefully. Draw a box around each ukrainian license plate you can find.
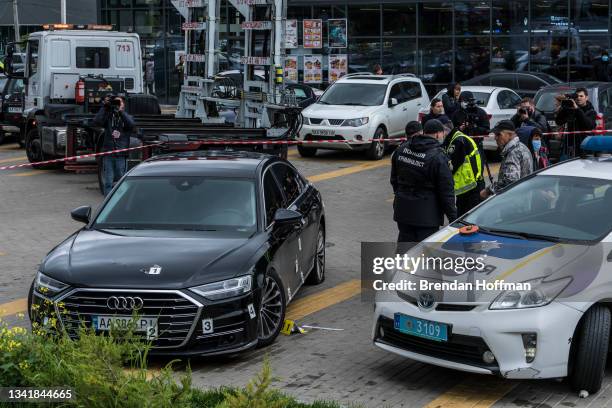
[311,129,335,136]
[7,107,21,113]
[394,313,449,342]
[92,315,158,340]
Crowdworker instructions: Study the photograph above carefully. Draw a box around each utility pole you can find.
[12,0,20,44]
[61,0,66,24]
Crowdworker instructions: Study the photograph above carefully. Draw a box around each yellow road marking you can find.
[424,375,516,408]
[0,298,28,317]
[9,170,54,177]
[0,143,20,151]
[286,279,361,321]
[287,148,298,157]
[307,159,390,183]
[0,156,27,164]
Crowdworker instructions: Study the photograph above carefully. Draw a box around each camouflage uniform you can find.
[487,136,533,194]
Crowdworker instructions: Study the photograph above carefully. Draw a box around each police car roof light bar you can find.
[580,136,612,153]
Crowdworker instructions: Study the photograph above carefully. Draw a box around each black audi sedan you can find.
[28,151,326,355]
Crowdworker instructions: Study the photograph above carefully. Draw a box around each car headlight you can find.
[489,277,572,310]
[342,117,369,127]
[303,117,311,125]
[190,275,252,301]
[34,272,69,297]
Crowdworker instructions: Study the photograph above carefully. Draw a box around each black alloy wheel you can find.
[257,271,286,347]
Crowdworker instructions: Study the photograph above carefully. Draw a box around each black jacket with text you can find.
[390,135,457,227]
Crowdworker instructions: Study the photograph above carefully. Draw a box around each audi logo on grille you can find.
[106,296,144,311]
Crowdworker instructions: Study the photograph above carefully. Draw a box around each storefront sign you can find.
[241,21,273,30]
[284,56,298,83]
[329,54,347,83]
[185,54,206,62]
[328,19,348,48]
[285,20,298,49]
[303,19,322,49]
[241,56,271,65]
[182,22,206,30]
[304,55,322,83]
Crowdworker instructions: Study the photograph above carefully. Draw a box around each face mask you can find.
[603,55,610,62]
[532,140,542,151]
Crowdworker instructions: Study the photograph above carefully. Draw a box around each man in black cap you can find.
[480,120,533,199]
[391,119,457,248]
[459,90,490,138]
[405,121,423,139]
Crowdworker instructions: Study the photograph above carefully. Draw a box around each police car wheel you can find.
[366,127,386,160]
[256,269,286,348]
[570,305,611,394]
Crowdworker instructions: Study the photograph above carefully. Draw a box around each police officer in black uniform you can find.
[391,119,457,249]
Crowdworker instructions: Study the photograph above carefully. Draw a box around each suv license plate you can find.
[311,129,335,136]
[394,313,449,342]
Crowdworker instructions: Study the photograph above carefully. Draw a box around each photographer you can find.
[93,95,135,196]
[510,97,548,132]
[554,88,596,158]
[459,91,490,138]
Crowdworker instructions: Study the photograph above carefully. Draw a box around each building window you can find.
[348,38,381,73]
[455,37,490,81]
[491,36,530,71]
[530,34,569,80]
[570,0,609,33]
[348,4,380,37]
[382,40,416,74]
[418,2,452,36]
[419,37,453,84]
[455,1,490,36]
[382,4,416,36]
[492,0,529,35]
[531,0,569,31]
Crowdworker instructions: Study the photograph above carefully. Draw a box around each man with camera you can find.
[458,91,490,138]
[93,95,135,196]
[511,97,548,132]
[554,88,596,158]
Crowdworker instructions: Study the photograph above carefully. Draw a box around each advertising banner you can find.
[328,19,348,48]
[285,20,298,49]
[329,54,348,83]
[304,55,322,83]
[303,19,322,49]
[284,56,298,83]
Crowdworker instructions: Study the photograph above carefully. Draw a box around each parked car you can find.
[373,136,612,393]
[422,86,522,152]
[0,73,25,145]
[299,73,430,160]
[462,72,563,98]
[286,83,319,109]
[28,151,326,356]
[534,82,611,160]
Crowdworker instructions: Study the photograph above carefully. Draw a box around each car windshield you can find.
[94,177,257,234]
[535,90,570,113]
[318,83,387,106]
[462,175,612,242]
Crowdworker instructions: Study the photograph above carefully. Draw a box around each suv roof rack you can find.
[392,73,416,78]
[343,72,376,78]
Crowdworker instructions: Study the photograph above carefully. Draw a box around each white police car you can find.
[373,136,612,393]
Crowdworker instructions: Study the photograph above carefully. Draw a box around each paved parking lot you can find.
[1,142,611,407]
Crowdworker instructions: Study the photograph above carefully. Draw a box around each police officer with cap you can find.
[443,110,484,216]
[391,119,457,248]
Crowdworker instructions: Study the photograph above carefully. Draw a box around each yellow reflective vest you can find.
[446,130,482,195]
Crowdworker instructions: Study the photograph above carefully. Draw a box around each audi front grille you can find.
[55,289,202,349]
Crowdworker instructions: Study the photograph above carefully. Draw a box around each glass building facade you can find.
[100,0,612,103]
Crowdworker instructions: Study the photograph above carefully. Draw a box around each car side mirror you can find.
[273,208,302,227]
[71,206,91,224]
[389,98,399,107]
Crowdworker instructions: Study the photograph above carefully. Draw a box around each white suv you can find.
[298,74,430,160]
